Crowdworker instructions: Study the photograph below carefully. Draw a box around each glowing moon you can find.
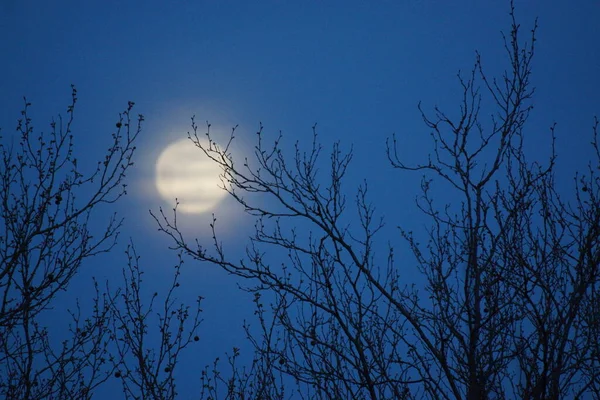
[155,138,227,214]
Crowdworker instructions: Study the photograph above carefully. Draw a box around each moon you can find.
[155,138,227,214]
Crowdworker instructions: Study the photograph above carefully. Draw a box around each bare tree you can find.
[106,243,203,400]
[0,88,258,400]
[155,4,600,399]
[0,86,142,399]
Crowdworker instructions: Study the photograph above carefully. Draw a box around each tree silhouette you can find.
[0,86,141,398]
[155,4,600,399]
[106,244,203,400]
[0,88,203,400]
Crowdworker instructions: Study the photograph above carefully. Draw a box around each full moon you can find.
[155,138,227,214]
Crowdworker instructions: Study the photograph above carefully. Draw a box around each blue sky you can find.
[1,1,599,397]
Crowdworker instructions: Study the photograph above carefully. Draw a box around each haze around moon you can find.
[155,138,227,214]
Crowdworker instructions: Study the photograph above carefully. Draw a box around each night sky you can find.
[1,1,599,397]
